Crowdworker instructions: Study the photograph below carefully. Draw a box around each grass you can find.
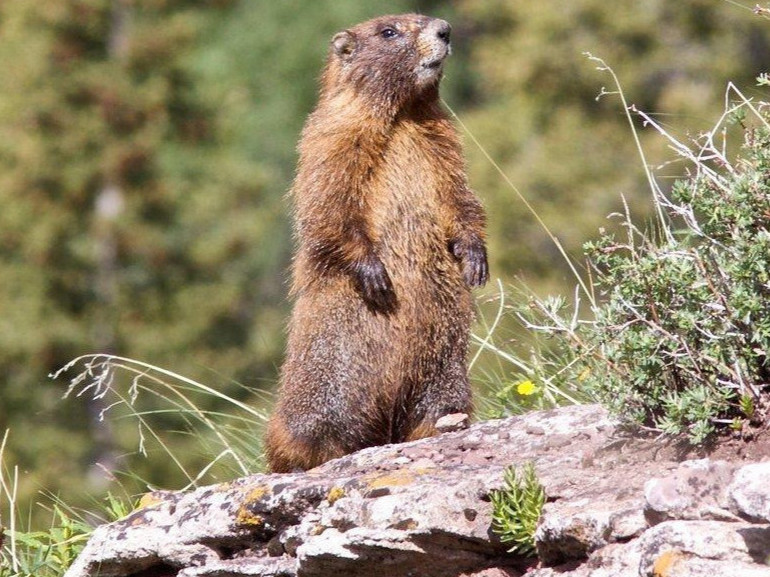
[470,280,590,419]
[52,354,270,487]
[1,430,130,577]
[3,354,270,576]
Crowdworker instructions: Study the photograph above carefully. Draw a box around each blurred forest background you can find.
[1,0,768,520]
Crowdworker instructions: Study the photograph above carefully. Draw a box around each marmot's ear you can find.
[332,30,356,62]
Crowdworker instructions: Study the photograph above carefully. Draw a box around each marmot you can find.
[265,14,488,473]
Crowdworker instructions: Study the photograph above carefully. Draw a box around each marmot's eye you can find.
[380,27,398,39]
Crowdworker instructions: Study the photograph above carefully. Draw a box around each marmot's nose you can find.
[436,20,451,44]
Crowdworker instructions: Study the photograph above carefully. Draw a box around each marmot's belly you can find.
[378,206,464,287]
[296,242,471,345]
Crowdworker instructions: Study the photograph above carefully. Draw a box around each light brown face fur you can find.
[322,14,453,113]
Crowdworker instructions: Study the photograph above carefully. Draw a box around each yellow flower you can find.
[516,380,537,396]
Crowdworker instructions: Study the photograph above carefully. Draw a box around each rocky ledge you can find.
[64,404,770,577]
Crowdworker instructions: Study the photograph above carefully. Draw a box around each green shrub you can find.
[501,60,770,443]
[0,507,91,577]
[576,103,770,443]
[1,428,132,577]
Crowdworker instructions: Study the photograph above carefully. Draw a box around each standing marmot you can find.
[265,14,488,473]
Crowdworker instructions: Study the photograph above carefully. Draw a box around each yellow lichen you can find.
[235,485,272,528]
[135,490,174,511]
[652,549,685,576]
[243,485,270,502]
[137,492,165,510]
[236,507,264,528]
[326,486,345,504]
[365,470,415,489]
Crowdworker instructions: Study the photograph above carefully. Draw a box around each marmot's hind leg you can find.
[265,415,348,473]
[398,370,473,443]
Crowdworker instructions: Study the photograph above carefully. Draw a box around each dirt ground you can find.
[614,423,770,466]
[699,426,770,462]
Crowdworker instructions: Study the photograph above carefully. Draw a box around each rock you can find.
[528,540,644,577]
[63,404,770,577]
[643,459,737,524]
[436,412,471,432]
[638,520,770,575]
[462,569,522,577]
[535,506,647,566]
[729,462,770,522]
[648,557,770,577]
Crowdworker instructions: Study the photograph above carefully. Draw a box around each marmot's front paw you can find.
[352,254,398,314]
[450,237,489,287]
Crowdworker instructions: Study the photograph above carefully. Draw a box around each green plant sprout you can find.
[490,462,546,557]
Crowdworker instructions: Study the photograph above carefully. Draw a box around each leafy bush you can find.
[505,65,770,443]
[489,462,546,556]
[579,111,770,442]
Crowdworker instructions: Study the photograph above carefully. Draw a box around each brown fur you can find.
[265,14,488,473]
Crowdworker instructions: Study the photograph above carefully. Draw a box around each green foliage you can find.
[1,430,131,577]
[0,0,288,520]
[579,108,770,442]
[489,463,546,557]
[0,507,91,577]
[0,495,132,577]
[507,63,770,443]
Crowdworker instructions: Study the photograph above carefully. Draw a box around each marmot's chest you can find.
[369,130,449,227]
[367,130,457,276]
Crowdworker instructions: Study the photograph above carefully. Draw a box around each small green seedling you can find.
[490,462,546,556]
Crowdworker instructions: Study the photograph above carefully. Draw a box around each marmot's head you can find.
[322,14,452,113]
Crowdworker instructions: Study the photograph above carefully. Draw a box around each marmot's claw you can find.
[464,245,489,287]
[353,255,398,313]
[450,238,489,287]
